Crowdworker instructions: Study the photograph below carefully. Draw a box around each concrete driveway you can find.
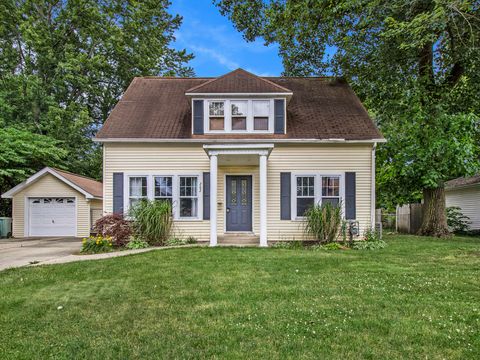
[0,237,81,271]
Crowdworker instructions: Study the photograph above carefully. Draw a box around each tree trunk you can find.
[418,187,450,237]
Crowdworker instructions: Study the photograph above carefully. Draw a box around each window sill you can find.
[174,217,203,222]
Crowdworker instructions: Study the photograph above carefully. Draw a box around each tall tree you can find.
[0,0,193,215]
[216,0,480,236]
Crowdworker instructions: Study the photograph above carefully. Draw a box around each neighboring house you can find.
[445,175,480,230]
[2,167,103,237]
[95,68,384,246]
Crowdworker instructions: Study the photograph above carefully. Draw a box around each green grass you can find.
[1,235,479,359]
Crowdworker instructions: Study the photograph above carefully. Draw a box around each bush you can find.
[130,200,173,245]
[446,206,470,233]
[352,227,387,250]
[311,242,345,251]
[271,241,304,249]
[185,236,198,244]
[165,236,198,246]
[125,237,150,250]
[303,202,342,243]
[93,214,132,247]
[81,235,113,254]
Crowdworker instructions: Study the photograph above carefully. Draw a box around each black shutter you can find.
[113,172,124,215]
[203,172,210,220]
[274,99,285,134]
[280,172,291,220]
[193,100,204,135]
[345,172,356,220]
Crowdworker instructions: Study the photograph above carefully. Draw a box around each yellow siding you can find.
[446,186,480,230]
[104,143,373,242]
[11,173,98,237]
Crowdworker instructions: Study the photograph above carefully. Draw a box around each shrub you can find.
[93,214,132,247]
[352,227,387,250]
[81,235,113,254]
[446,206,470,233]
[130,200,173,245]
[303,202,342,243]
[125,237,150,250]
[311,242,345,251]
[165,236,198,246]
[271,241,304,249]
[185,236,198,244]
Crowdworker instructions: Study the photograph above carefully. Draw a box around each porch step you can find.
[218,234,259,246]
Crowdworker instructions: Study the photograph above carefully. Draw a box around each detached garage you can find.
[2,167,103,238]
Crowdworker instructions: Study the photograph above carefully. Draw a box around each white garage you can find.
[2,167,103,238]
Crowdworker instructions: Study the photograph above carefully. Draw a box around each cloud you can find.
[190,45,239,70]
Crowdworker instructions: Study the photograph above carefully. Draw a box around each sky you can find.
[169,0,284,77]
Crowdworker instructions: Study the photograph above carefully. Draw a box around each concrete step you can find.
[218,234,259,245]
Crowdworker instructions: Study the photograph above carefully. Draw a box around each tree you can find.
[0,0,193,179]
[216,0,480,236]
[0,127,68,216]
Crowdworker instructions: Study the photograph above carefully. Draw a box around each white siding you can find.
[103,143,374,242]
[446,185,480,230]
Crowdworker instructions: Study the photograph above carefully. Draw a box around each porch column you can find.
[209,154,218,246]
[259,153,268,247]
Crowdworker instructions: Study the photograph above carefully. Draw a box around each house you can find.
[95,68,384,246]
[2,167,103,237]
[446,175,480,230]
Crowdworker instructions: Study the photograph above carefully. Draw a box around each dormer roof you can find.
[185,68,292,95]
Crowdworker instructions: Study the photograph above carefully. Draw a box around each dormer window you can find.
[209,101,225,131]
[231,101,248,131]
[200,98,284,134]
[253,100,270,131]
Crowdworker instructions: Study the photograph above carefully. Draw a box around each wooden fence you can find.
[396,203,423,234]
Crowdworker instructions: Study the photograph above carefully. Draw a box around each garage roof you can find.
[1,167,103,199]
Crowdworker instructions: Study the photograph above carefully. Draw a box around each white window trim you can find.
[291,172,346,221]
[200,98,278,134]
[124,173,203,221]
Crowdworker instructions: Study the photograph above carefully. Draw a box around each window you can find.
[231,100,247,130]
[322,176,340,206]
[129,176,147,208]
[179,176,198,218]
[201,99,281,134]
[253,100,270,130]
[296,176,315,217]
[209,101,224,130]
[294,174,344,218]
[154,176,173,204]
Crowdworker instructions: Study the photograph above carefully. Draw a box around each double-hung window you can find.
[179,176,198,218]
[296,176,315,217]
[154,176,173,204]
[129,176,147,208]
[253,100,270,130]
[209,101,225,131]
[126,174,200,219]
[294,174,344,218]
[322,176,340,206]
[231,100,248,131]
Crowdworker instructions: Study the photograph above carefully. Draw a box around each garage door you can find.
[29,198,76,236]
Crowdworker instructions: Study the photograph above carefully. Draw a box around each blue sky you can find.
[169,0,284,77]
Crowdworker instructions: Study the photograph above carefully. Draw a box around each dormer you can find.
[186,69,292,135]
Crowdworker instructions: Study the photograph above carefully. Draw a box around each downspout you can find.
[371,143,377,229]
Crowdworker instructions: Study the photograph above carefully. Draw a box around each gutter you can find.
[371,142,377,229]
[93,137,387,144]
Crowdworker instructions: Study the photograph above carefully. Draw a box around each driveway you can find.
[0,237,81,271]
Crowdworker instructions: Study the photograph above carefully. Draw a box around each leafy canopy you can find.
[216,0,480,208]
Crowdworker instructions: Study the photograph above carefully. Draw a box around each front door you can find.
[226,175,252,232]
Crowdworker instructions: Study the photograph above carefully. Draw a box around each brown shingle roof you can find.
[96,71,383,141]
[186,68,292,94]
[51,168,103,198]
[445,175,480,189]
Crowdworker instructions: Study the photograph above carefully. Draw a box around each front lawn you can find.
[1,235,479,359]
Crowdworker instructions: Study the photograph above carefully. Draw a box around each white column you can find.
[209,154,218,246]
[259,153,268,247]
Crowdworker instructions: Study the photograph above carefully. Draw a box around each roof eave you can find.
[93,137,386,144]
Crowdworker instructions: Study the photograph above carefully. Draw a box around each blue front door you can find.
[226,175,252,231]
